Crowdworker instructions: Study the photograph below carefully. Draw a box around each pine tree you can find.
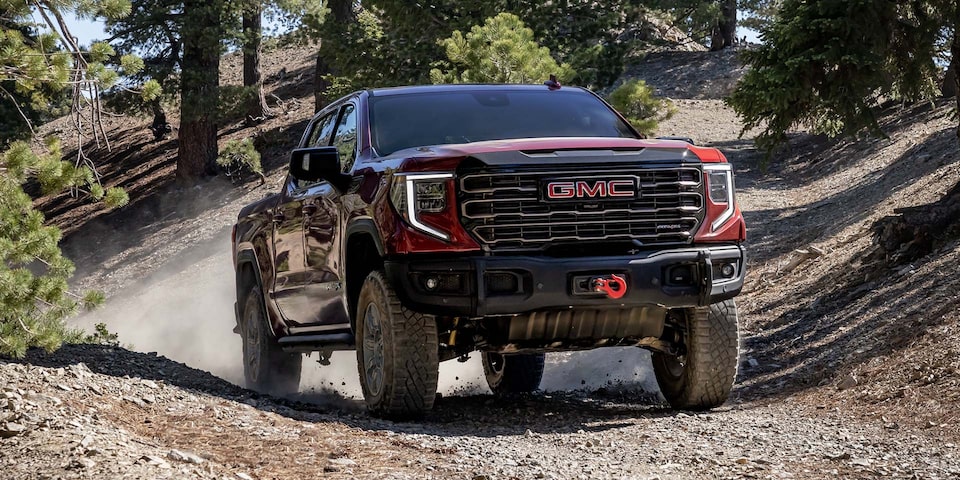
[430,13,575,85]
[1,0,144,357]
[177,0,224,180]
[727,0,953,155]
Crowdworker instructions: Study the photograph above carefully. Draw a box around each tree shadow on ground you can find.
[728,122,960,402]
[734,125,958,265]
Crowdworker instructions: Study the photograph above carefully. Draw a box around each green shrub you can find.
[606,79,676,137]
[217,138,264,183]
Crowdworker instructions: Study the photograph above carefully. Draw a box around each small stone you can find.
[235,473,254,480]
[851,458,872,467]
[735,458,749,465]
[56,383,73,392]
[329,457,356,466]
[824,452,851,461]
[140,455,167,465]
[473,475,491,480]
[747,358,759,368]
[141,395,156,404]
[88,384,104,395]
[73,458,96,469]
[0,422,28,438]
[837,375,858,391]
[168,449,204,464]
[141,380,159,389]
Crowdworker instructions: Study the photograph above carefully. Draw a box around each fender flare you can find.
[345,218,386,257]
[235,247,278,338]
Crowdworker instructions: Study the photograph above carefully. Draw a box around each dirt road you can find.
[4,94,959,479]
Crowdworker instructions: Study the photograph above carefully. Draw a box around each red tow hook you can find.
[591,274,628,299]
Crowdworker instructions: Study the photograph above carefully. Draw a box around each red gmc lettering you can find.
[608,180,635,197]
[547,180,635,199]
[577,182,606,198]
[548,182,576,198]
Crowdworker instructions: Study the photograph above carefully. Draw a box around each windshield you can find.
[369,89,637,156]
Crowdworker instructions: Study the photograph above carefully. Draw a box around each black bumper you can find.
[384,244,745,317]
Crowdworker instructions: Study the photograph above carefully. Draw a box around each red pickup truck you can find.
[231,84,746,418]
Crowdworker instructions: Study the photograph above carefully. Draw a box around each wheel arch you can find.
[345,219,386,330]
[235,248,279,338]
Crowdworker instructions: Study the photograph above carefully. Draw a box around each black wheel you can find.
[482,352,545,394]
[241,287,302,396]
[652,299,740,410]
[355,271,439,418]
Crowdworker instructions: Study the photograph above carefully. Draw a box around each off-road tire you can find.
[652,299,740,410]
[482,352,545,394]
[241,287,302,396]
[355,271,439,418]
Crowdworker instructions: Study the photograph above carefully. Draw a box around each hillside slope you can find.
[2,44,959,479]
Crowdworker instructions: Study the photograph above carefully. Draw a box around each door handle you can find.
[301,204,318,216]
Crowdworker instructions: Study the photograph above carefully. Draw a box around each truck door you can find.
[271,109,339,326]
[300,103,357,328]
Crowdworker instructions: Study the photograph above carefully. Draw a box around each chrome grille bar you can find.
[458,166,705,249]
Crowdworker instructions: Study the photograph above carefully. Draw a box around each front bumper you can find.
[385,244,745,317]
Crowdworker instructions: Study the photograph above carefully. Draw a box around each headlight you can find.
[703,163,735,232]
[389,172,454,240]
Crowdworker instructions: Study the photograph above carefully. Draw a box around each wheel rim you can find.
[362,302,385,397]
[485,353,506,378]
[244,305,262,383]
[660,353,686,380]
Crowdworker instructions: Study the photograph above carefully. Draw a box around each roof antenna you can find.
[544,74,561,90]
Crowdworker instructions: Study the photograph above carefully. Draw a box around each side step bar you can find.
[278,333,355,353]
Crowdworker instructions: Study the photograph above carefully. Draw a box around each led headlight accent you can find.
[389,172,454,240]
[703,163,735,232]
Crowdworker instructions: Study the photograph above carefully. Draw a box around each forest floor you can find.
[3,44,960,479]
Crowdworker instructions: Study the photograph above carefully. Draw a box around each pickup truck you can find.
[231,83,746,418]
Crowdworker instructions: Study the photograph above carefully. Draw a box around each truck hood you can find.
[384,137,706,171]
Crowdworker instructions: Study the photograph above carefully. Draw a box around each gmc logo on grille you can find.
[545,179,636,199]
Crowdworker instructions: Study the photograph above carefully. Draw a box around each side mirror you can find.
[289,146,340,183]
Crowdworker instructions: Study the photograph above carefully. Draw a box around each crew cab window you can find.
[331,104,358,173]
[370,89,637,156]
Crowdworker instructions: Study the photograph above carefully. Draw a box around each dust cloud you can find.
[71,237,657,400]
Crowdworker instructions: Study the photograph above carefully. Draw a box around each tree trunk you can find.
[178,0,221,181]
[149,100,171,141]
[314,0,355,112]
[711,0,737,51]
[954,8,960,141]
[243,0,271,120]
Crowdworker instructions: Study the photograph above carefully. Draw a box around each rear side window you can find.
[369,89,637,156]
[331,104,358,172]
[308,112,338,147]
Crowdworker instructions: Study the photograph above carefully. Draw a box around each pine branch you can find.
[0,85,37,137]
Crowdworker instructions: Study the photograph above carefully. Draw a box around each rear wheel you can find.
[652,299,740,410]
[355,271,439,418]
[241,287,302,396]
[482,352,545,394]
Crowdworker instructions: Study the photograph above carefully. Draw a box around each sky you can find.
[57,14,761,50]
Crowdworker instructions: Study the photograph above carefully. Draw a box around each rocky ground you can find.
[4,46,960,479]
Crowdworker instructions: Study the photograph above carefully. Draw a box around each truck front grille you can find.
[458,166,704,250]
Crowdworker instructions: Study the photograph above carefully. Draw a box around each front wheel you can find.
[482,352,545,394]
[652,299,740,410]
[355,271,439,418]
[241,287,302,396]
